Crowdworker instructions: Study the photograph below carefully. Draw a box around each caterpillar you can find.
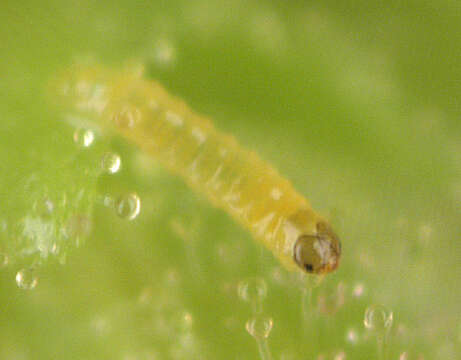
[50,62,341,274]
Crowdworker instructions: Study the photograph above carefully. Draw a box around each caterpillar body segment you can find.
[51,63,341,274]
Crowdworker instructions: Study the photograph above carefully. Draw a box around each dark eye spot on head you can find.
[304,264,314,272]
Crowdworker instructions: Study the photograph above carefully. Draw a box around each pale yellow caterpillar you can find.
[50,62,341,274]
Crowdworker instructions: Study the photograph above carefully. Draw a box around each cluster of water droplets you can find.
[237,277,274,360]
[1,176,93,290]
[0,112,145,291]
[71,121,142,222]
[212,267,406,360]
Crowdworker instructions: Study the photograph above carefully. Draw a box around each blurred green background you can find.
[0,0,460,359]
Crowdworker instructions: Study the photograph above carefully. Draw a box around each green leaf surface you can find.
[0,1,460,359]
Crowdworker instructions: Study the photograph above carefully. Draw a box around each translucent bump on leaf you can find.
[364,304,393,332]
[245,315,273,340]
[16,268,38,290]
[115,193,141,220]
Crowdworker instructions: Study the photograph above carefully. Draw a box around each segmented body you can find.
[52,63,340,273]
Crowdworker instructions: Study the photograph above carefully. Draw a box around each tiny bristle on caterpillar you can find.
[50,62,341,275]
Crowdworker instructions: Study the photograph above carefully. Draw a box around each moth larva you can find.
[51,63,341,274]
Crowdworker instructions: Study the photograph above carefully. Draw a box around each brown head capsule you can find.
[293,221,341,274]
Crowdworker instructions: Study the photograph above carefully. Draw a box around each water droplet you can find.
[73,128,94,147]
[101,152,121,174]
[238,277,268,303]
[364,304,393,332]
[113,106,141,129]
[16,268,38,290]
[245,315,273,340]
[115,193,141,220]
[0,252,9,268]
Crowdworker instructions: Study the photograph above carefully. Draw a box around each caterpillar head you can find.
[287,210,341,274]
[293,221,341,274]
